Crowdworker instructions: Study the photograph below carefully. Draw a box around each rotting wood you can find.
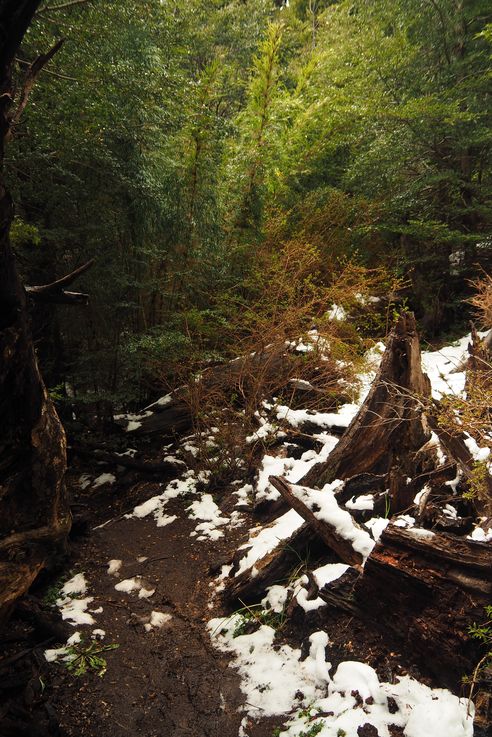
[269,476,366,567]
[70,444,183,474]
[352,523,491,689]
[223,522,314,607]
[121,344,347,438]
[300,313,431,489]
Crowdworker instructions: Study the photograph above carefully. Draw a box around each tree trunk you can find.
[354,524,491,689]
[0,1,70,626]
[301,313,431,495]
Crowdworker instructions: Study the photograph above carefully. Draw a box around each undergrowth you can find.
[64,639,120,678]
[232,601,287,638]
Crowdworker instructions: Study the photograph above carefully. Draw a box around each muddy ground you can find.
[0,455,460,737]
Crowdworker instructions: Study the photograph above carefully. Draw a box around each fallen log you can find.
[121,343,347,437]
[328,523,492,689]
[69,445,183,474]
[301,313,431,490]
[269,476,374,567]
[429,416,492,520]
[223,522,316,607]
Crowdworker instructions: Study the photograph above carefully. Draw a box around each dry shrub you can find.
[435,277,492,513]
[468,273,492,328]
[159,241,402,484]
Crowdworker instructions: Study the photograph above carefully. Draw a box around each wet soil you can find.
[0,462,439,737]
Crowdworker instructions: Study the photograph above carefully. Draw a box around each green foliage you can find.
[48,384,66,403]
[232,602,287,638]
[464,460,490,502]
[42,571,74,606]
[298,721,323,737]
[463,607,492,704]
[10,217,41,248]
[8,0,492,407]
[64,640,120,678]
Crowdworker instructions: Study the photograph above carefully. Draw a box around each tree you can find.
[0,0,70,624]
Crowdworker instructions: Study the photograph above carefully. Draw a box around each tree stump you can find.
[301,314,431,513]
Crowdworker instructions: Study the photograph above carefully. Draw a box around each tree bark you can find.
[269,476,368,567]
[354,523,491,689]
[301,313,431,495]
[0,0,70,626]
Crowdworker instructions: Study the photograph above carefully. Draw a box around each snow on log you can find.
[223,522,314,607]
[320,522,492,689]
[269,476,374,567]
[301,313,431,489]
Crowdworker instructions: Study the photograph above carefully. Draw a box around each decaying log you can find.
[347,524,491,688]
[429,416,492,521]
[301,313,431,490]
[450,323,492,374]
[223,522,315,607]
[466,323,492,381]
[269,476,368,567]
[123,390,192,437]
[69,444,183,474]
[123,344,346,437]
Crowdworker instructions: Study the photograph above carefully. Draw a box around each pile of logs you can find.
[222,314,492,697]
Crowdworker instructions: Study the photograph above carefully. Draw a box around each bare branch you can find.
[16,58,77,81]
[31,258,94,291]
[25,259,94,306]
[26,287,89,305]
[9,38,65,138]
[37,0,91,13]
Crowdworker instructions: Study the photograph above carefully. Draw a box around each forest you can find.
[0,1,492,736]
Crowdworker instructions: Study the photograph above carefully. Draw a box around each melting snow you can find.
[208,620,473,736]
[114,577,155,598]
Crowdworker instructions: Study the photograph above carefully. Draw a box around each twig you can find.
[37,0,92,13]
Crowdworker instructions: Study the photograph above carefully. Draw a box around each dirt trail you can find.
[52,502,247,737]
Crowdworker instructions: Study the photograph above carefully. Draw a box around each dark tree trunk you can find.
[0,1,70,625]
[301,313,431,495]
[353,524,491,689]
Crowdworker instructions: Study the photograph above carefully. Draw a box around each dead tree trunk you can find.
[0,1,71,625]
[301,313,431,510]
[353,524,491,688]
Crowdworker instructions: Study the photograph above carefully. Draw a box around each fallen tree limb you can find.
[269,476,369,567]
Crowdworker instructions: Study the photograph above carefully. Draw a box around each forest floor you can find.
[0,332,482,737]
[44,468,426,737]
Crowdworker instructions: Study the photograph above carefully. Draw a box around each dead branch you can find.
[25,258,94,305]
[37,0,91,13]
[8,38,65,138]
[269,476,365,567]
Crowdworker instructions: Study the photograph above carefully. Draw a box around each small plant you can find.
[64,639,120,677]
[298,722,323,737]
[232,602,286,638]
[42,571,75,606]
[463,606,492,713]
[464,460,489,502]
